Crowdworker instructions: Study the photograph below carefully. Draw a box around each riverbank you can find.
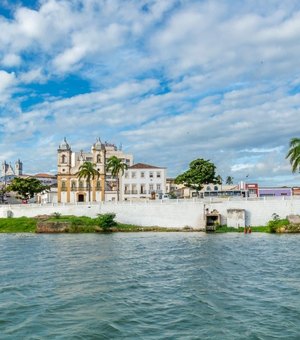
[0,215,299,233]
[0,216,196,233]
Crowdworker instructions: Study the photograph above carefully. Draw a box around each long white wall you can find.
[0,197,300,229]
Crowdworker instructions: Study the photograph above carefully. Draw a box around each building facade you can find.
[57,138,133,203]
[122,163,166,200]
[0,159,23,184]
[258,187,292,197]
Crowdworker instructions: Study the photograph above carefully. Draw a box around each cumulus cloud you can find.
[0,0,299,185]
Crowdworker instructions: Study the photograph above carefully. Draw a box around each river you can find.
[0,233,299,339]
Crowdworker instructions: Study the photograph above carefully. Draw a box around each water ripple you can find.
[0,233,300,339]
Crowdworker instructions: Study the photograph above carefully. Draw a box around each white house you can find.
[122,163,167,200]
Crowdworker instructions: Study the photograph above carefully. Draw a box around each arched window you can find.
[206,186,211,191]
[61,155,66,163]
[97,154,101,163]
[214,186,218,191]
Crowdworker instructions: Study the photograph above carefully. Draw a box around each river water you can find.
[0,233,300,339]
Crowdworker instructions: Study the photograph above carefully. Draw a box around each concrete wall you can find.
[0,197,300,229]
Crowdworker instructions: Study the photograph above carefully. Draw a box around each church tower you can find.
[57,137,72,174]
[15,159,23,176]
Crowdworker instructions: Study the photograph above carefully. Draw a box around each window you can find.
[140,185,146,194]
[141,172,145,178]
[61,181,66,191]
[156,184,161,191]
[61,155,66,163]
[97,155,101,163]
[132,172,136,179]
[125,172,129,178]
[71,181,76,191]
[132,184,137,194]
[206,186,211,191]
[149,172,153,178]
[79,181,84,189]
[149,184,154,191]
[214,186,218,191]
[96,181,101,189]
[156,172,161,178]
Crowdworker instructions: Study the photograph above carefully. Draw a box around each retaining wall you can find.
[0,197,299,229]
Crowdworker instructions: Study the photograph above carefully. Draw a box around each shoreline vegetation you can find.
[0,213,299,233]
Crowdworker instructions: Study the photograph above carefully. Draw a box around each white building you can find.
[122,163,167,200]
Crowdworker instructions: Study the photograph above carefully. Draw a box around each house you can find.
[33,173,57,186]
[122,163,167,200]
[258,187,292,197]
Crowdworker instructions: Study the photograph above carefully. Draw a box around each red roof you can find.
[129,163,165,169]
[34,173,57,178]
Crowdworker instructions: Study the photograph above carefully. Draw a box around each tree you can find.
[106,156,128,201]
[175,158,220,195]
[216,175,223,184]
[286,138,300,173]
[76,161,100,202]
[226,176,234,185]
[7,177,49,202]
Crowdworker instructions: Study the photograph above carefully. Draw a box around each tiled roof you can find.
[34,173,57,178]
[129,163,164,169]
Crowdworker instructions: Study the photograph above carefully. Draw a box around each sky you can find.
[0,0,300,186]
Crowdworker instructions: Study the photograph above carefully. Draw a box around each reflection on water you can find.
[0,233,300,339]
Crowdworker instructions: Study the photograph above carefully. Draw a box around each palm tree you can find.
[286,138,300,173]
[76,161,100,202]
[106,156,128,201]
[226,176,234,185]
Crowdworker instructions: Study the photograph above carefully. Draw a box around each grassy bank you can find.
[0,217,37,233]
[214,225,270,233]
[0,215,192,233]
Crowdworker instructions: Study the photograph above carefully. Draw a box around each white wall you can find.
[0,197,300,229]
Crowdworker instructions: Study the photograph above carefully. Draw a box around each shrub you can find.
[267,217,289,233]
[97,213,117,231]
[52,212,61,219]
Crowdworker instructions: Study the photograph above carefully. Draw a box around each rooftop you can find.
[129,163,165,169]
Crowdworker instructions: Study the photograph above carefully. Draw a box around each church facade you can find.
[1,160,23,184]
[57,138,133,203]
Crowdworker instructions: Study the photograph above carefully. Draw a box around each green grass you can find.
[215,225,270,233]
[0,217,37,233]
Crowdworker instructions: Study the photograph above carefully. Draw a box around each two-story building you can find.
[122,163,166,200]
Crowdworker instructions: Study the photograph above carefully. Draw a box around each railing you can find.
[123,190,161,195]
[2,195,300,209]
[61,187,102,191]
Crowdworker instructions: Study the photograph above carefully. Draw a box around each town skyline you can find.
[0,0,300,186]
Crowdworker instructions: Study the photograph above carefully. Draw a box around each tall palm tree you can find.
[226,176,234,185]
[106,156,128,201]
[76,161,100,202]
[286,138,300,173]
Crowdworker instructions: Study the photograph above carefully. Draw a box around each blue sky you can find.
[0,0,300,186]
